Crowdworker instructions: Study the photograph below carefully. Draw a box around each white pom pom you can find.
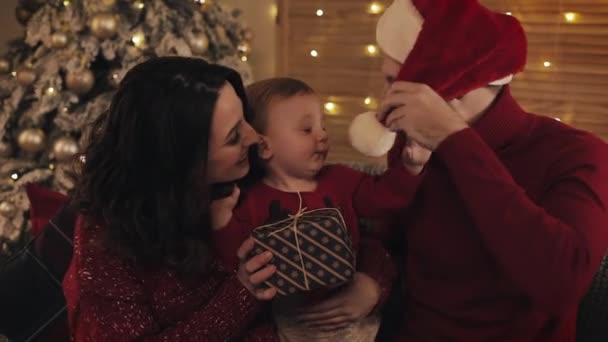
[349,111,396,157]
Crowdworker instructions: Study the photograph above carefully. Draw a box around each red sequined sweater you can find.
[388,86,608,341]
[63,216,278,342]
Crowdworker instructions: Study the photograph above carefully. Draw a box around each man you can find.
[374,0,608,340]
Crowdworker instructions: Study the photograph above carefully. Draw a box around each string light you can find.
[368,2,384,14]
[310,49,319,57]
[564,12,577,22]
[366,44,379,56]
[63,0,71,6]
[316,9,324,17]
[324,102,338,115]
[364,96,378,108]
[49,163,55,170]
[241,56,248,61]
[10,173,18,180]
[46,87,56,96]
[543,61,552,68]
[10,71,16,77]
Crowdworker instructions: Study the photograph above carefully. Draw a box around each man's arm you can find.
[436,128,608,314]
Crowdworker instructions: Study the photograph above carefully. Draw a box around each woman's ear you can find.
[257,135,273,160]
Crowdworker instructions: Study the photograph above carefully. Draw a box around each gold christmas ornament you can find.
[0,58,10,73]
[132,0,145,10]
[0,201,17,218]
[237,41,251,56]
[197,0,214,11]
[126,44,142,58]
[131,31,147,49]
[53,136,79,161]
[101,0,116,8]
[242,28,254,42]
[0,141,12,157]
[51,32,69,48]
[188,32,209,55]
[15,6,32,26]
[216,26,229,45]
[66,69,95,95]
[45,86,57,96]
[17,128,46,152]
[89,13,118,39]
[16,68,37,86]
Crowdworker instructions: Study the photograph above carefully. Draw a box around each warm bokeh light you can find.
[564,12,578,22]
[324,101,338,115]
[366,44,379,56]
[368,2,384,14]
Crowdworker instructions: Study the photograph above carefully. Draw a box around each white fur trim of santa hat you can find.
[376,0,513,86]
[349,111,396,157]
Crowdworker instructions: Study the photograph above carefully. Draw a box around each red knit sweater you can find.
[389,86,608,341]
[212,164,415,306]
[63,216,278,341]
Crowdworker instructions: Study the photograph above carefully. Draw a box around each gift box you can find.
[250,207,356,296]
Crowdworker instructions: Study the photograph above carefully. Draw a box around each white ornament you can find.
[349,111,396,157]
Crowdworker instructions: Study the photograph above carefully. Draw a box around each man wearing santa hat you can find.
[371,0,608,340]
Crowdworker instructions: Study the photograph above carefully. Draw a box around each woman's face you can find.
[207,83,258,184]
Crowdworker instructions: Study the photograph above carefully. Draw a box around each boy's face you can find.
[260,94,329,179]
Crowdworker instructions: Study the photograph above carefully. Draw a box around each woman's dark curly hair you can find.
[71,57,250,276]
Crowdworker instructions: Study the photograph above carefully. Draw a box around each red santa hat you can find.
[376,0,527,100]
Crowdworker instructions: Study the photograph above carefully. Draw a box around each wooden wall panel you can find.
[277,0,608,165]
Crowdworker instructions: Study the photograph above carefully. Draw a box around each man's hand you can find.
[293,272,380,331]
[210,185,240,230]
[378,82,469,150]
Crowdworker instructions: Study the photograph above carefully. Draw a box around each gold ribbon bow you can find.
[268,192,311,290]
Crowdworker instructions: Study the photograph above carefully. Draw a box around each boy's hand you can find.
[210,185,240,230]
[293,272,380,331]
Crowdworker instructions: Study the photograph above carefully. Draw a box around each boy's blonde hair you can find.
[241,78,315,186]
[245,77,315,133]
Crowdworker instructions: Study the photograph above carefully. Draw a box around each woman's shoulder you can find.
[72,216,149,299]
[73,216,231,299]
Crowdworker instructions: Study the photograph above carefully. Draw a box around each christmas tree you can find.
[0,0,254,262]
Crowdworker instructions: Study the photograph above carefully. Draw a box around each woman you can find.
[63,57,278,341]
